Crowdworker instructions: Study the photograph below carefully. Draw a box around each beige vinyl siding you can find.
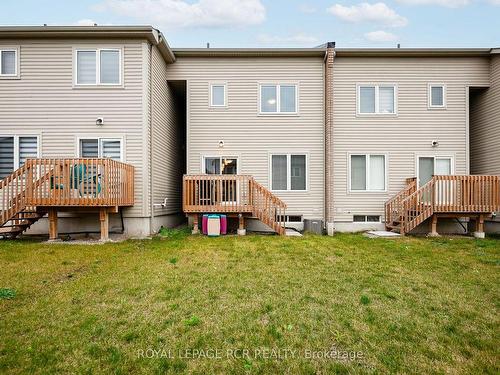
[470,55,500,175]
[331,56,490,222]
[166,57,324,219]
[151,45,183,215]
[0,38,148,217]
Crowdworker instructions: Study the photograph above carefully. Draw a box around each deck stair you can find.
[1,158,135,240]
[386,175,500,235]
[183,175,287,235]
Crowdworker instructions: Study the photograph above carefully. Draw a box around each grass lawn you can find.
[0,230,499,374]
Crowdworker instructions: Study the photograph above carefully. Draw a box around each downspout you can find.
[325,42,336,235]
[149,43,154,235]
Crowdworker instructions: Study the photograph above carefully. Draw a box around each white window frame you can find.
[0,134,40,170]
[269,153,308,192]
[209,82,227,107]
[76,136,124,161]
[0,47,20,79]
[201,155,240,175]
[259,83,298,115]
[348,153,387,193]
[428,83,446,109]
[356,84,397,115]
[416,155,454,186]
[74,48,123,87]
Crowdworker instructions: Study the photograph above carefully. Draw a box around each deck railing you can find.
[387,175,500,234]
[1,158,134,224]
[183,174,287,234]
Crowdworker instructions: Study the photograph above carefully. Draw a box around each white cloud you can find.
[257,33,319,45]
[396,0,470,7]
[298,3,317,13]
[93,0,266,29]
[73,19,99,26]
[364,30,399,42]
[487,0,500,5]
[327,2,408,27]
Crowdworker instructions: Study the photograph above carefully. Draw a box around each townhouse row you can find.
[0,26,498,238]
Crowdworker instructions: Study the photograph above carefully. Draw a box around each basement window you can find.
[353,215,381,223]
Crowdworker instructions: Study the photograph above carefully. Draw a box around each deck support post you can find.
[237,214,246,236]
[192,214,199,235]
[100,208,109,241]
[474,214,485,238]
[48,208,58,241]
[428,214,439,237]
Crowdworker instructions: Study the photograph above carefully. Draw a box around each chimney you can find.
[207,42,210,48]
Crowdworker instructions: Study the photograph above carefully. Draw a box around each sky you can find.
[0,0,499,48]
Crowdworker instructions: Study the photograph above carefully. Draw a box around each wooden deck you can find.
[183,175,287,235]
[386,175,500,235]
[1,158,134,240]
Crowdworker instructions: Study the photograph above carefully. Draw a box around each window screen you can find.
[351,155,367,190]
[1,51,16,75]
[272,155,287,190]
[261,85,277,113]
[379,87,394,113]
[290,155,306,190]
[100,50,120,84]
[211,85,225,106]
[280,85,296,113]
[19,137,38,167]
[359,86,375,113]
[0,137,14,179]
[431,86,444,106]
[77,51,96,84]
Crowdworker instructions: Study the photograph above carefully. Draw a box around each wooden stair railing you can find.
[386,175,500,235]
[183,175,287,235]
[1,158,135,239]
[401,179,436,234]
[249,178,287,235]
[385,177,416,231]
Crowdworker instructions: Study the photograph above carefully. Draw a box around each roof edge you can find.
[0,26,175,63]
[335,48,493,57]
[172,48,326,58]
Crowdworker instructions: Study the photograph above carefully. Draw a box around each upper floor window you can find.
[350,154,386,192]
[75,49,121,86]
[0,48,18,78]
[260,84,297,114]
[271,154,306,191]
[357,84,396,115]
[428,84,446,108]
[210,83,226,107]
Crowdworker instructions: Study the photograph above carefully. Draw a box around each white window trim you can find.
[415,155,454,186]
[428,83,447,109]
[0,47,20,79]
[209,82,227,108]
[201,155,240,175]
[348,153,388,193]
[258,83,299,115]
[269,153,308,192]
[74,47,123,87]
[76,136,124,161]
[356,84,398,116]
[0,134,40,170]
